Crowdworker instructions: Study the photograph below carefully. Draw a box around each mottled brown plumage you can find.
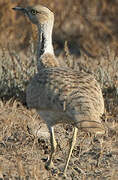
[27,67,104,133]
[38,53,60,69]
[13,5,105,176]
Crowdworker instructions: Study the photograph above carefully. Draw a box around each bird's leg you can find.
[46,126,57,169]
[63,127,78,176]
[96,136,104,167]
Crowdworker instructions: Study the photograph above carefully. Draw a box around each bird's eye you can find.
[31,9,37,15]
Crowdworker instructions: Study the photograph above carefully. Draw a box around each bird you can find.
[13,5,105,176]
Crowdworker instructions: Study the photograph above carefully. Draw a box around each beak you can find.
[12,7,27,14]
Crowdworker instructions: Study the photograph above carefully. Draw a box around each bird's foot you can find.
[58,172,67,179]
[45,159,55,170]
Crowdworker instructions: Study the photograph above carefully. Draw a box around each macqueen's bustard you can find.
[13,5,105,176]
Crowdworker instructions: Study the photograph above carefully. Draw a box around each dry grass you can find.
[0,43,36,102]
[0,97,118,179]
[0,100,51,179]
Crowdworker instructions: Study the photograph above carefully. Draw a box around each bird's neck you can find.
[37,23,54,64]
[41,24,54,55]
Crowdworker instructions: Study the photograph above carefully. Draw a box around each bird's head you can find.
[13,5,54,26]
